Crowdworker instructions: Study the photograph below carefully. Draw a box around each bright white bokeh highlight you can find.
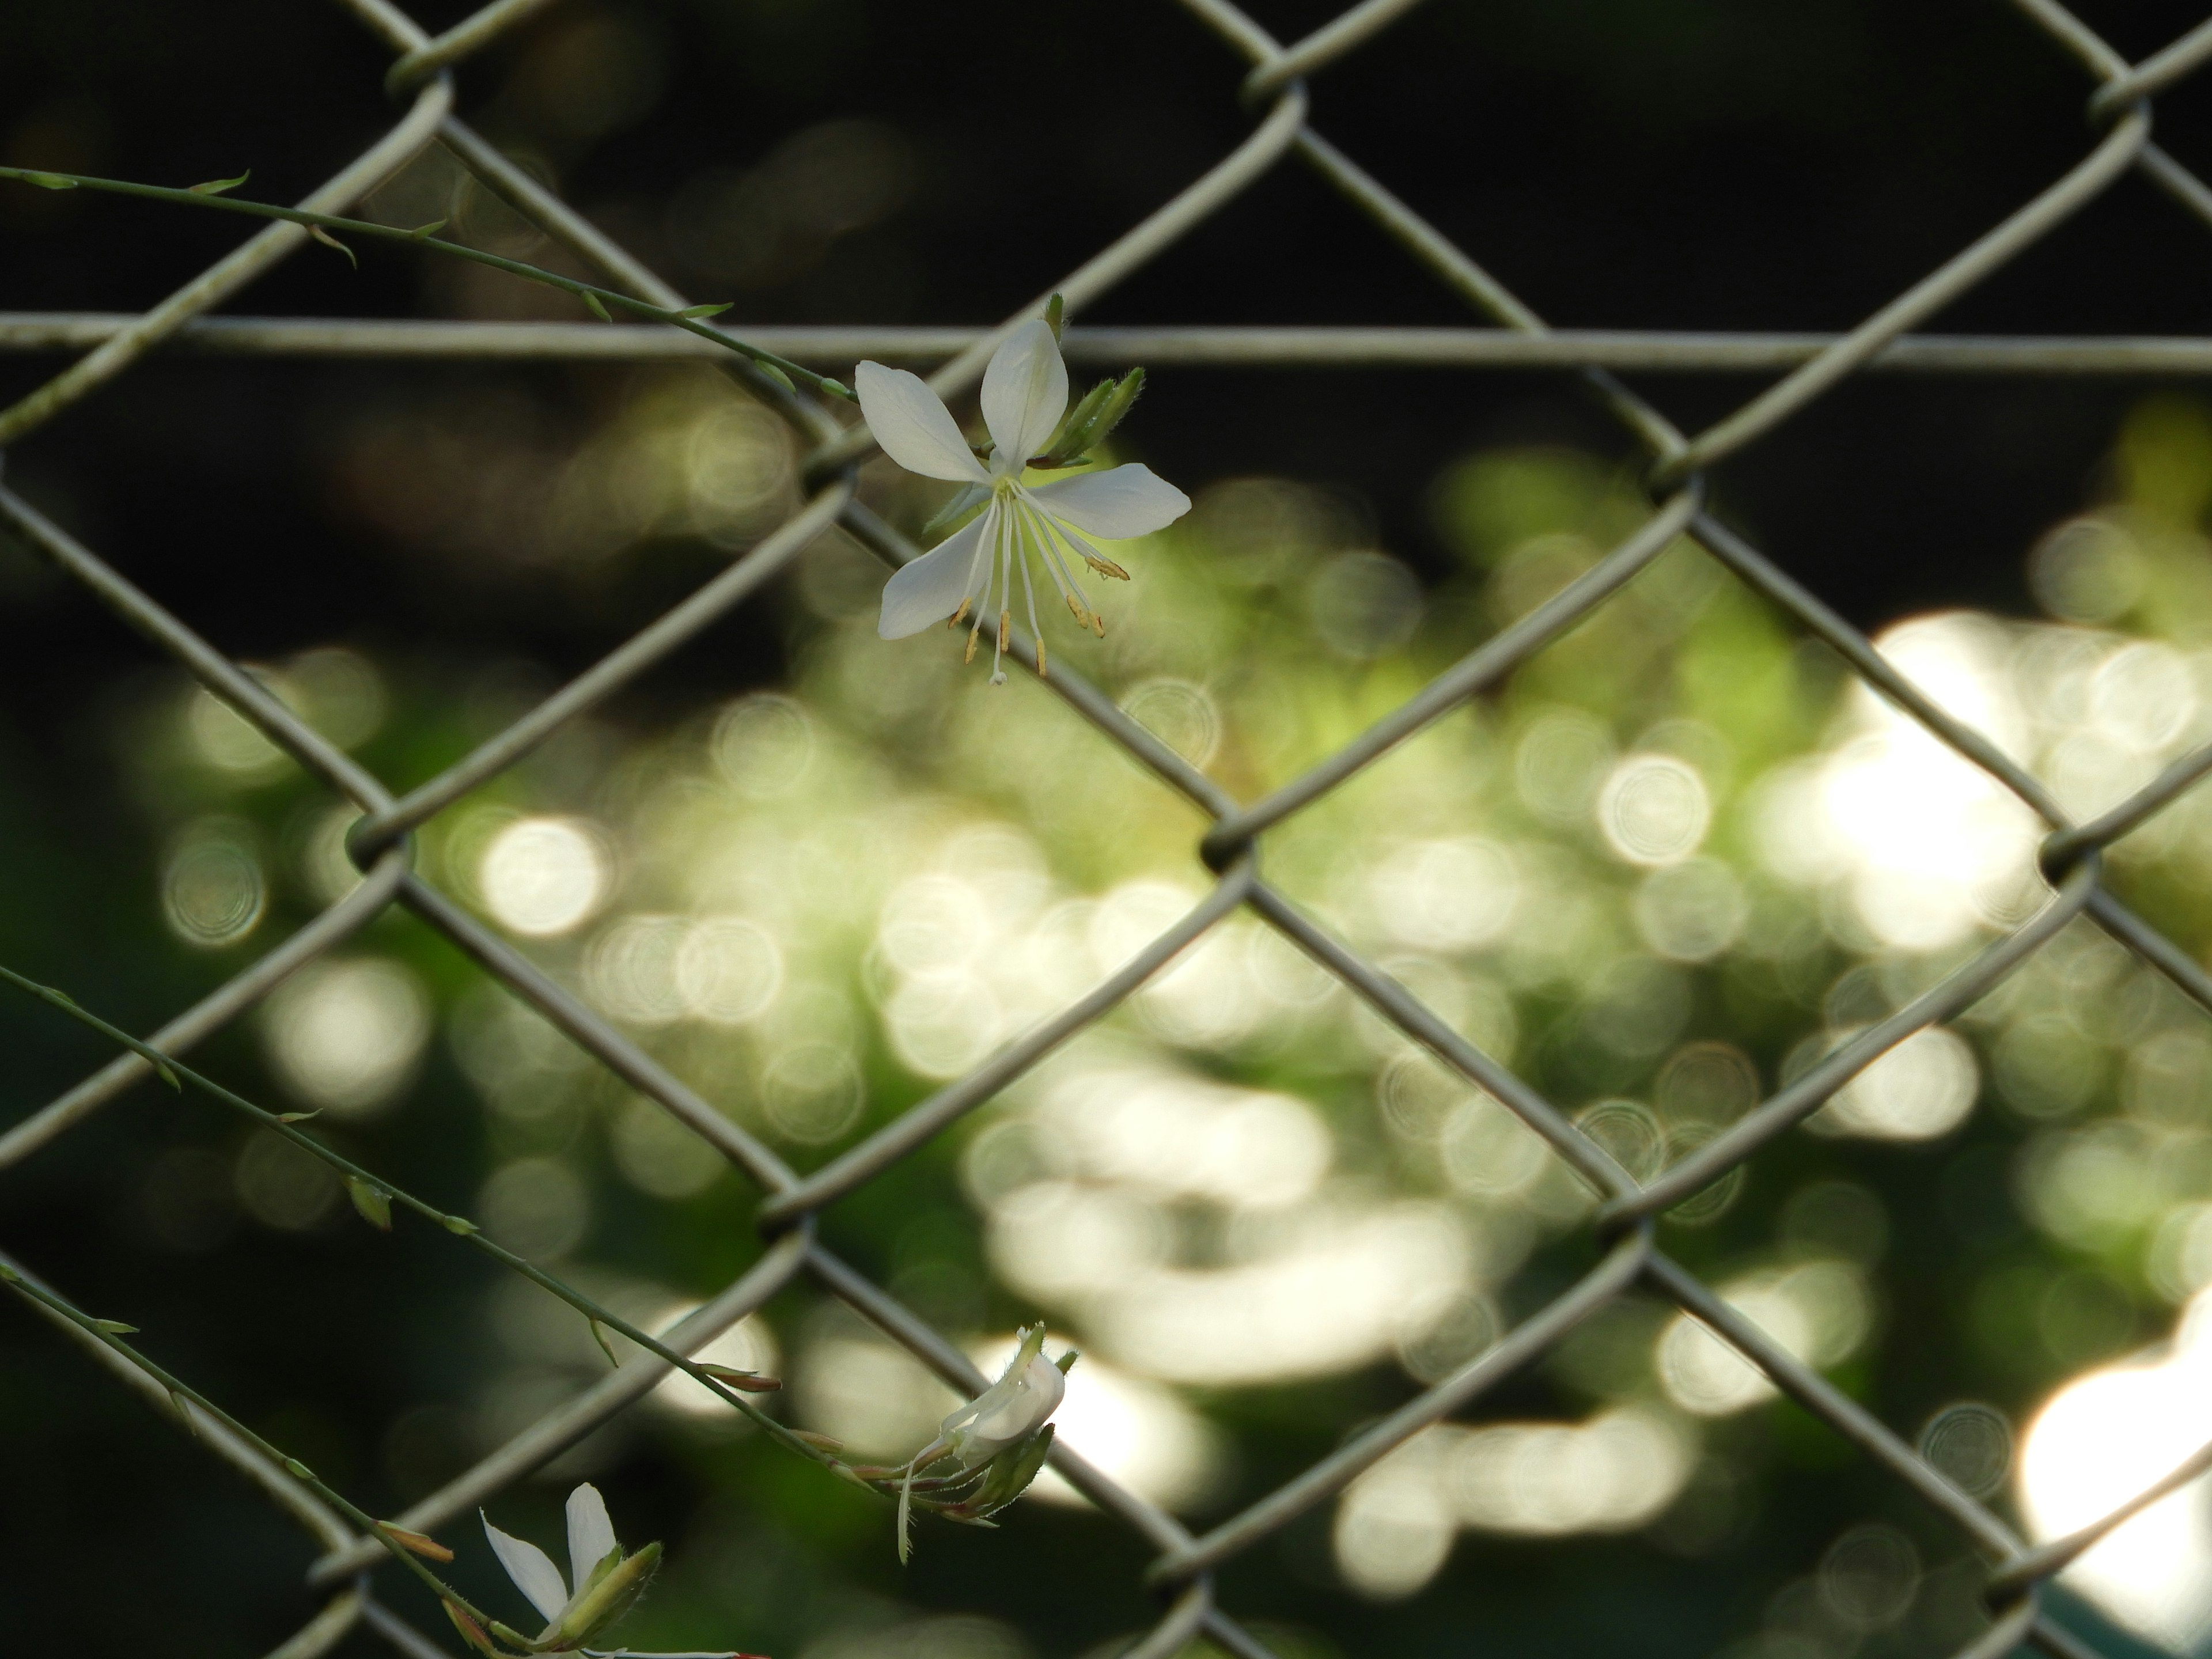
[1815,1026,1981,1142]
[260,956,431,1116]
[479,816,611,937]
[971,1057,1482,1385]
[1367,838,1520,950]
[2019,1288,2212,1650]
[1749,612,2212,952]
[1333,1411,1692,1598]
[1756,616,2036,949]
[1598,754,1710,866]
[1657,1259,1870,1416]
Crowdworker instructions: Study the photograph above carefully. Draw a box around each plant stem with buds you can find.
[0,165,855,402]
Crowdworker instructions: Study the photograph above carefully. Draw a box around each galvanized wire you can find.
[6,1,2212,1656]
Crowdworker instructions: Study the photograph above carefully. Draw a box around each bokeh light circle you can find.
[1597,754,1710,866]
[1919,1402,2013,1497]
[478,816,611,937]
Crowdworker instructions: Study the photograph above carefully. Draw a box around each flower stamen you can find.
[1016,517,1047,679]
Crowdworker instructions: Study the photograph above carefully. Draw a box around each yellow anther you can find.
[963,629,979,664]
[998,608,1010,651]
[1035,641,1048,677]
[950,597,972,628]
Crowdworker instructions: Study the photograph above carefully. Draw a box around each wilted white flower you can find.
[895,1322,1069,1559]
[858,315,1191,681]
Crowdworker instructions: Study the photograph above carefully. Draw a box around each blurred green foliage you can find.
[9,363,2212,1656]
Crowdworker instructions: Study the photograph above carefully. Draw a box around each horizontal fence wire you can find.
[6,0,2212,1656]
[30,316,2212,372]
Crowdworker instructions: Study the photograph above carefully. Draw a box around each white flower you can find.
[857,317,1191,681]
[938,1326,1067,1463]
[896,1323,1066,1559]
[482,1482,664,1652]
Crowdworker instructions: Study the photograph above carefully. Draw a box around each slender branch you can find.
[0,165,855,402]
[0,963,876,1487]
[0,1263,504,1630]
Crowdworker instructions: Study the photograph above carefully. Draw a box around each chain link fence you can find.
[5,0,2212,1654]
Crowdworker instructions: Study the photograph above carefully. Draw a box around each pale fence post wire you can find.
[5,2,2212,1657]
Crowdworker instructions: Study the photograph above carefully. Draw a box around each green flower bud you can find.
[550,1540,661,1647]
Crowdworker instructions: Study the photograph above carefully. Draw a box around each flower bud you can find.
[1032,378,1116,467]
[1083,368,1145,450]
[942,1325,1065,1464]
[552,1540,661,1647]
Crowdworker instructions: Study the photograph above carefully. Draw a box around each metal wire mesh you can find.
[5,1,2212,1655]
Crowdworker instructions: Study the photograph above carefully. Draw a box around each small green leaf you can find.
[306,224,357,268]
[92,1318,138,1335]
[20,171,78,191]
[679,301,732,318]
[1044,293,1065,341]
[150,1055,183,1092]
[582,291,612,322]
[1054,1347,1080,1374]
[169,1389,199,1436]
[283,1457,317,1482]
[441,1214,478,1235]
[276,1109,320,1123]
[589,1317,619,1368]
[345,1177,392,1232]
[407,218,447,239]
[756,362,795,395]
[821,377,854,400]
[188,171,250,196]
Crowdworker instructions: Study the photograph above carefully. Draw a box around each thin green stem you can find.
[0,964,870,1485]
[0,1264,498,1627]
[0,165,855,402]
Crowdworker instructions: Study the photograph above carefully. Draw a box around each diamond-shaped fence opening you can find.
[10,1,2212,1656]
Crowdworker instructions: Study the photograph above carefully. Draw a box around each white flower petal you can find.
[879,504,997,639]
[1027,464,1191,539]
[857,361,988,483]
[980,319,1069,469]
[969,1356,1065,1446]
[565,1483,619,1592]
[482,1514,570,1623]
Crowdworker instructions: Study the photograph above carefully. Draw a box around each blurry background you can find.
[6,1,2212,1656]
